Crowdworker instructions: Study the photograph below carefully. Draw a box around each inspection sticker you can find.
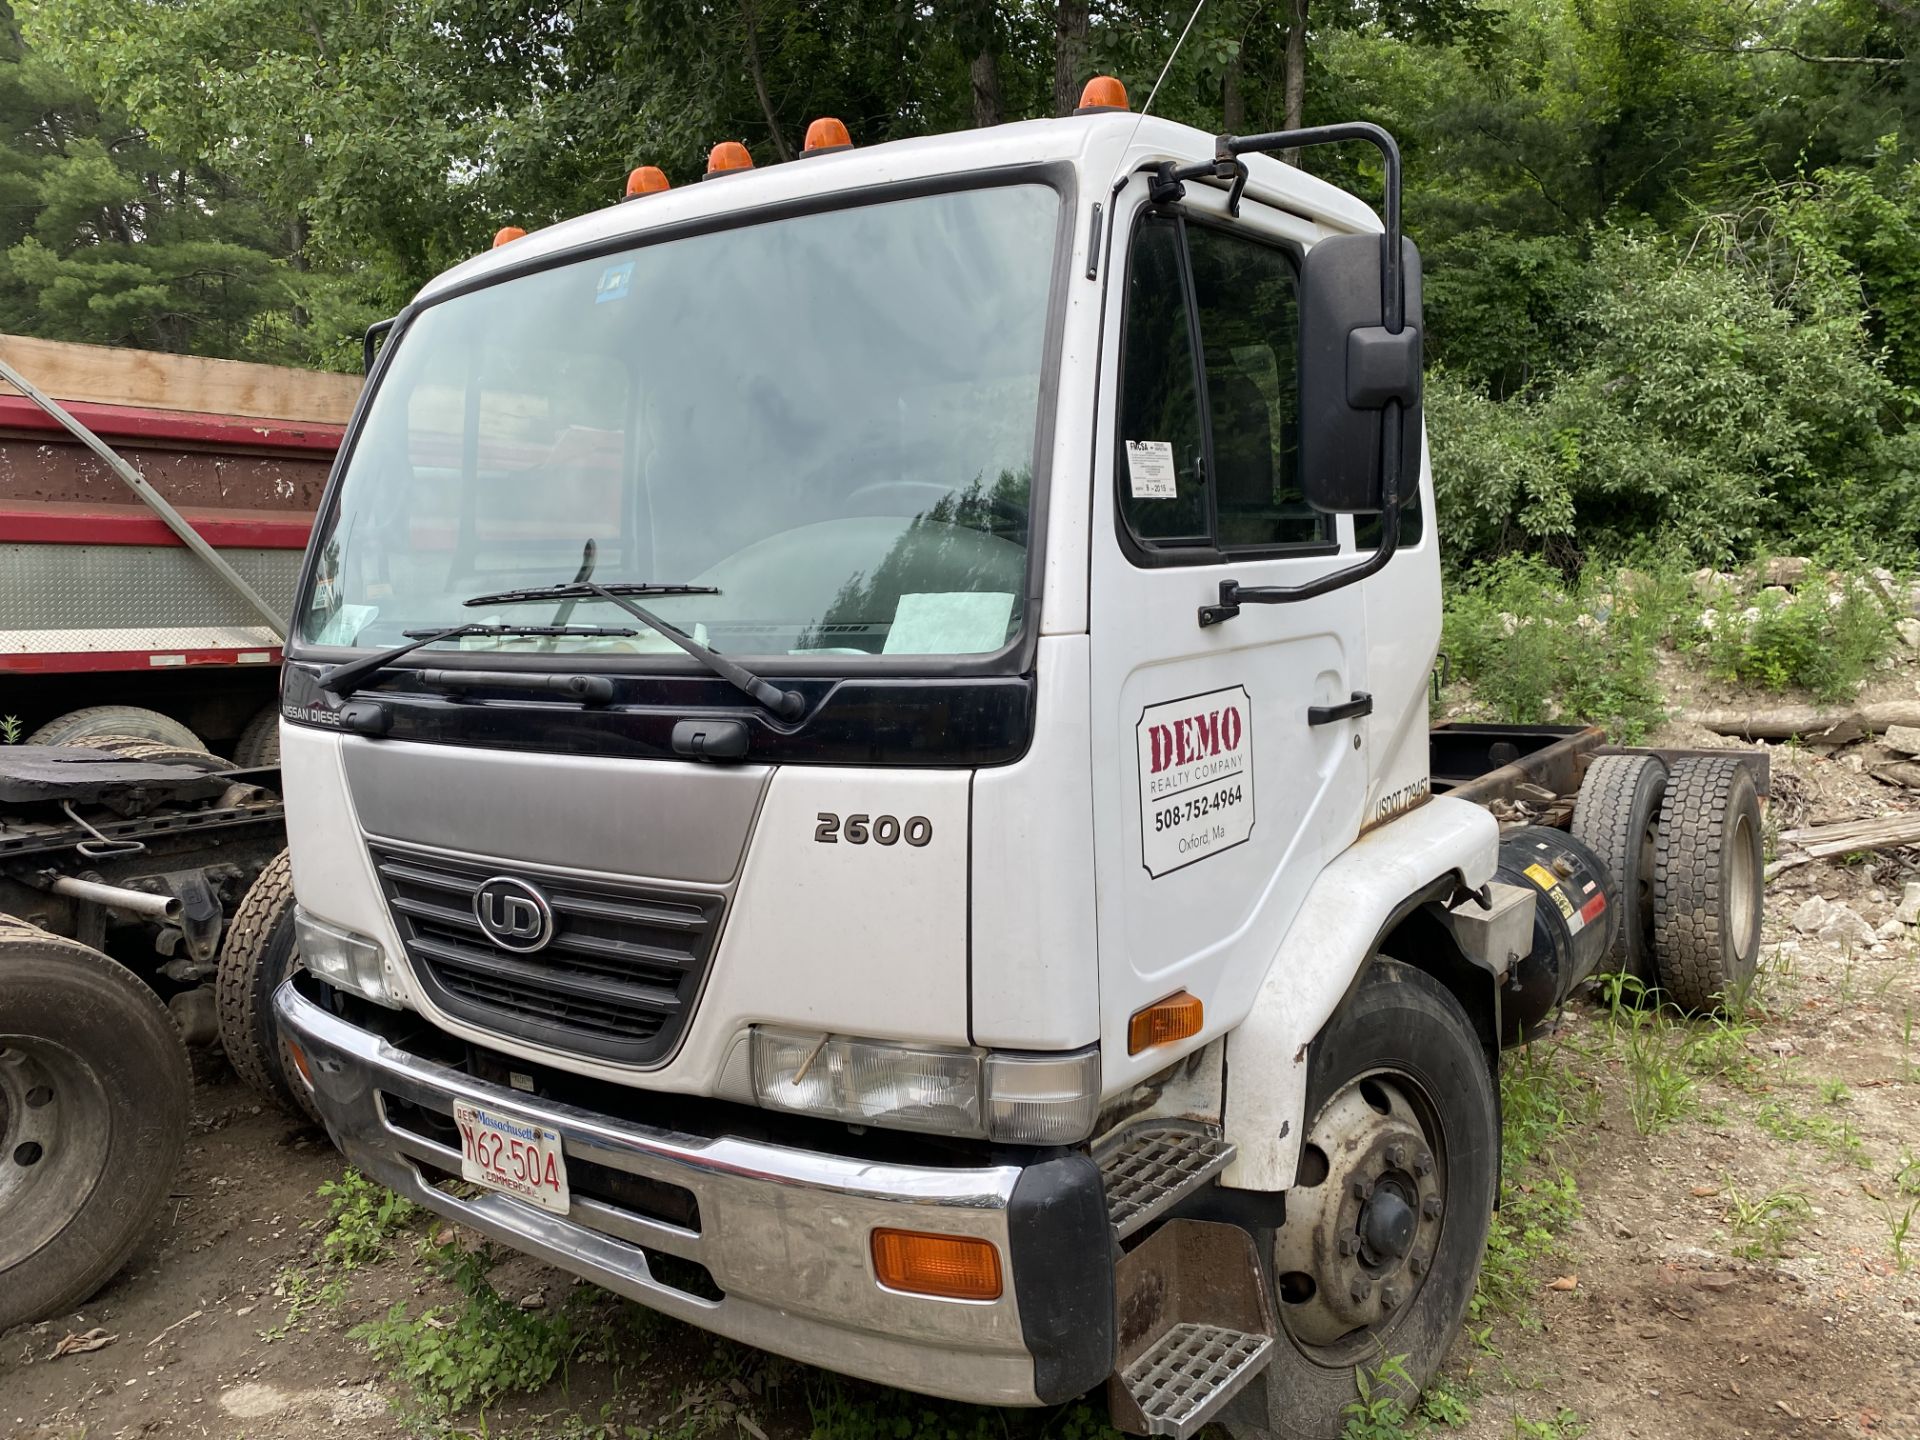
[1136,685,1255,878]
[1125,439,1179,499]
[595,261,635,304]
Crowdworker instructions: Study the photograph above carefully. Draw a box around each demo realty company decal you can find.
[1136,685,1255,877]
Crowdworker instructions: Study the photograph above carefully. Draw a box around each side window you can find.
[1115,215,1208,544]
[1113,214,1330,561]
[1186,224,1325,548]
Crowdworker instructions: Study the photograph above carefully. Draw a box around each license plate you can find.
[454,1100,571,1214]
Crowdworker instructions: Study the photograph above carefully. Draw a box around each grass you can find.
[0,714,19,744]
[1699,567,1898,702]
[1469,1040,1595,1331]
[1440,555,1675,743]
[1752,1098,1869,1167]
[1723,1185,1812,1261]
[1441,555,1903,740]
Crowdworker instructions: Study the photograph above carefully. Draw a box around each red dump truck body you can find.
[0,336,358,743]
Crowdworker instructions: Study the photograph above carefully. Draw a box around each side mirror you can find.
[1298,233,1423,515]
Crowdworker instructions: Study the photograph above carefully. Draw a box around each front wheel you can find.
[1223,960,1498,1440]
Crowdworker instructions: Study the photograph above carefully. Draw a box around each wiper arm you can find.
[320,623,638,696]
[470,582,805,720]
[465,581,720,606]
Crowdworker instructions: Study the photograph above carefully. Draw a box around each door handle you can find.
[1308,691,1373,725]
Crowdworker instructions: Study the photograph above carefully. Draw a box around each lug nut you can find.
[1350,1179,1373,1201]
[1385,1143,1408,1169]
[1336,1236,1358,1257]
[1349,1278,1372,1304]
[1422,1195,1443,1220]
[1413,1151,1433,1176]
[1409,1252,1429,1275]
[1380,1283,1402,1310]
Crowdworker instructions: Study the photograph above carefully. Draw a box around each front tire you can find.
[215,851,316,1123]
[1223,960,1498,1440]
[0,921,190,1330]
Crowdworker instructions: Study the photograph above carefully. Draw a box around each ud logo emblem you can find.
[473,876,555,953]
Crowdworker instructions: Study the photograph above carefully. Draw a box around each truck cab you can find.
[275,95,1508,1440]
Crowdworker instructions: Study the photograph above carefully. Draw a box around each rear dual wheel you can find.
[0,921,190,1330]
[24,705,205,752]
[1224,960,1498,1440]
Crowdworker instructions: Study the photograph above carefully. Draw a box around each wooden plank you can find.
[1777,813,1920,858]
[0,334,361,425]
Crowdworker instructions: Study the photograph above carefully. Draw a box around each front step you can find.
[1119,1322,1274,1439]
[1098,1122,1235,1240]
[1106,1219,1277,1438]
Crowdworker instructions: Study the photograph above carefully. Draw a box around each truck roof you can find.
[415,112,1384,306]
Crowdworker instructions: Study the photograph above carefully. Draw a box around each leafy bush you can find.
[1699,571,1897,701]
[1440,555,1675,742]
[1430,213,1919,568]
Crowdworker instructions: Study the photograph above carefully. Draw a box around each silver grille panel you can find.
[371,845,723,1064]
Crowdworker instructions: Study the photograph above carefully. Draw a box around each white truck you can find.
[270,88,1766,1439]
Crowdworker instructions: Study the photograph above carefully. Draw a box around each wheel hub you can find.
[0,1037,112,1271]
[1272,1077,1444,1348]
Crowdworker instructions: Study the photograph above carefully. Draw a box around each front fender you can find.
[1219,796,1498,1191]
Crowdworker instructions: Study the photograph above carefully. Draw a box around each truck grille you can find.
[369,846,724,1064]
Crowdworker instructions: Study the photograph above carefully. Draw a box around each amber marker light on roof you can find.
[1075,75,1129,114]
[705,141,754,176]
[870,1229,1003,1301]
[492,226,527,248]
[802,117,853,155]
[624,165,670,200]
[1128,990,1203,1054]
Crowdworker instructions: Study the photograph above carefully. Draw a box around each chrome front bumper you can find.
[275,979,1111,1405]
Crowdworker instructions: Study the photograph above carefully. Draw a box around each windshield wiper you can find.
[465,580,719,605]
[468,580,805,720]
[320,623,639,696]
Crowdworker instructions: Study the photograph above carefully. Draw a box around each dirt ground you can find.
[6,731,1920,1439]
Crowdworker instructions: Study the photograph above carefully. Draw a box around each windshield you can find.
[300,183,1061,664]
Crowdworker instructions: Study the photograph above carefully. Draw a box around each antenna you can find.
[1105,0,1210,203]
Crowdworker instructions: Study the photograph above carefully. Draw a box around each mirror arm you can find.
[1194,120,1411,628]
[1197,444,1402,625]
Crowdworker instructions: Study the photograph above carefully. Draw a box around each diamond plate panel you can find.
[0,542,300,631]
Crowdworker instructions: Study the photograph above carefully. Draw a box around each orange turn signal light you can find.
[802,116,853,154]
[285,1039,315,1091]
[871,1229,1003,1301]
[1128,990,1203,1054]
[706,141,754,176]
[624,165,670,200]
[492,225,527,248]
[1076,75,1130,114]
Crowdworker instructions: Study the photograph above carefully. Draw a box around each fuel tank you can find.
[1495,825,1617,1043]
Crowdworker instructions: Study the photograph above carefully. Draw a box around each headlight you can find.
[294,909,401,1009]
[751,1028,1099,1143]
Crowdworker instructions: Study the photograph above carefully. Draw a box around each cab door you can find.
[1089,192,1373,1091]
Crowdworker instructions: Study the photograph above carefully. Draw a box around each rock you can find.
[1792,896,1836,935]
[1885,725,1920,757]
[1896,882,1920,926]
[1790,895,1876,949]
[1762,556,1811,587]
[1871,565,1899,599]
[1899,619,1920,650]
[1876,918,1906,939]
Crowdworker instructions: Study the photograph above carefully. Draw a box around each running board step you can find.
[1119,1323,1274,1439]
[1099,1123,1234,1240]
[1106,1220,1277,1439]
